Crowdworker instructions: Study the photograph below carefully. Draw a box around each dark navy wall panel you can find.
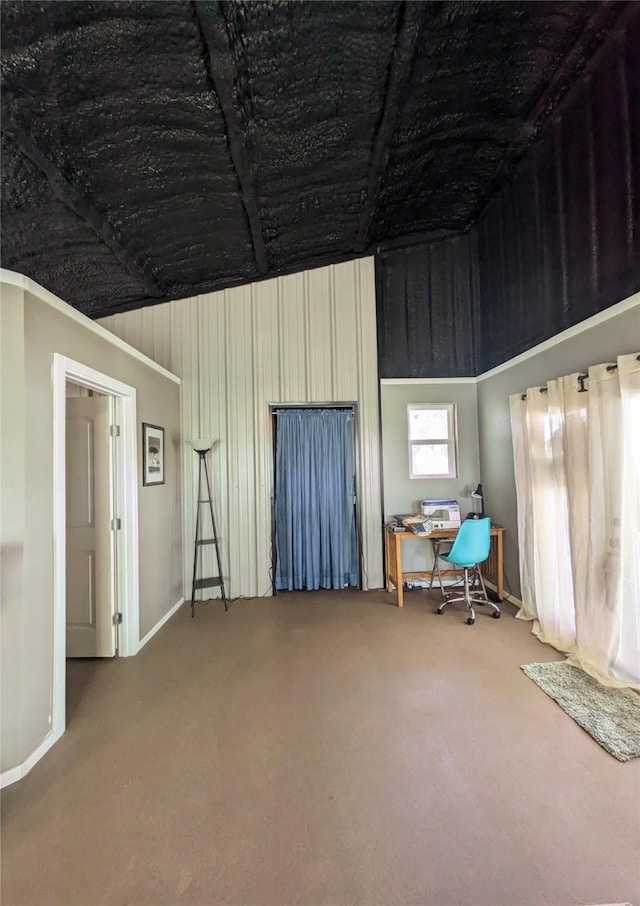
[477,18,640,373]
[376,15,639,378]
[376,234,478,378]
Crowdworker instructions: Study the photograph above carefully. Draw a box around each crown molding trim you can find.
[0,269,181,384]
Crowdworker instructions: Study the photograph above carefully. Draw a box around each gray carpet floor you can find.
[2,591,639,906]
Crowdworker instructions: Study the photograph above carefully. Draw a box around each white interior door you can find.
[66,396,115,657]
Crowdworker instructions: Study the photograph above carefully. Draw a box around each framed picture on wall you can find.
[142,423,165,486]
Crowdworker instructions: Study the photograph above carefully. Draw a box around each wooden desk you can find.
[384,524,504,607]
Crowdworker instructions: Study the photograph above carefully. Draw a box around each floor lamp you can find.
[189,438,228,617]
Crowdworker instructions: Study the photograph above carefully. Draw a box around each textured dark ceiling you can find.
[0,0,629,317]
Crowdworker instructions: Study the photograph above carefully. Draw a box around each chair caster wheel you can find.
[492,610,501,619]
[466,617,475,625]
[436,608,444,615]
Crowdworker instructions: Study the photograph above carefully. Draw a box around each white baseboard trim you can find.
[485,580,523,608]
[1,597,185,790]
[137,597,184,652]
[0,725,63,790]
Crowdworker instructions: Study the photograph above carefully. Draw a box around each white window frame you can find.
[407,403,458,479]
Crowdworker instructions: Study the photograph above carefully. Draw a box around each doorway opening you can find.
[270,403,362,594]
[52,355,139,748]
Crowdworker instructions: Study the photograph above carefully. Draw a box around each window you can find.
[407,403,457,479]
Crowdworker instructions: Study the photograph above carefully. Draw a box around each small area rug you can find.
[521,661,640,762]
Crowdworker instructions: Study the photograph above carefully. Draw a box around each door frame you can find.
[52,354,140,741]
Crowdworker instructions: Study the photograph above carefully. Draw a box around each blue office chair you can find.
[435,517,500,625]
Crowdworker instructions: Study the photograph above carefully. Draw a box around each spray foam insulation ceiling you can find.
[0,1,631,317]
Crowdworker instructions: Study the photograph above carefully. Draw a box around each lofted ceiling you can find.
[0,0,629,318]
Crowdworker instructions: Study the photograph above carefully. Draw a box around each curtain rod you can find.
[520,353,640,400]
[271,403,356,412]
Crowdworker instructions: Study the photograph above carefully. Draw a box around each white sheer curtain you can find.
[509,353,640,689]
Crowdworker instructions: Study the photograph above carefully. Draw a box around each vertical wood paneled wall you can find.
[373,12,640,380]
[99,258,383,600]
[375,234,479,378]
[476,14,640,373]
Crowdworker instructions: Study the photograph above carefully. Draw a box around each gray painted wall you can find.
[1,279,183,774]
[476,295,640,601]
[380,381,480,573]
[1,283,26,773]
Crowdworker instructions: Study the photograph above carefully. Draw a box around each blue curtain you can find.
[274,408,359,591]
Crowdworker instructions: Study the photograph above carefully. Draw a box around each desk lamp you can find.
[467,483,485,519]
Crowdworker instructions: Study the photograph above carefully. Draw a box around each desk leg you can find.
[385,530,404,607]
[394,536,403,607]
[497,533,504,600]
[384,531,404,607]
[428,539,440,592]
